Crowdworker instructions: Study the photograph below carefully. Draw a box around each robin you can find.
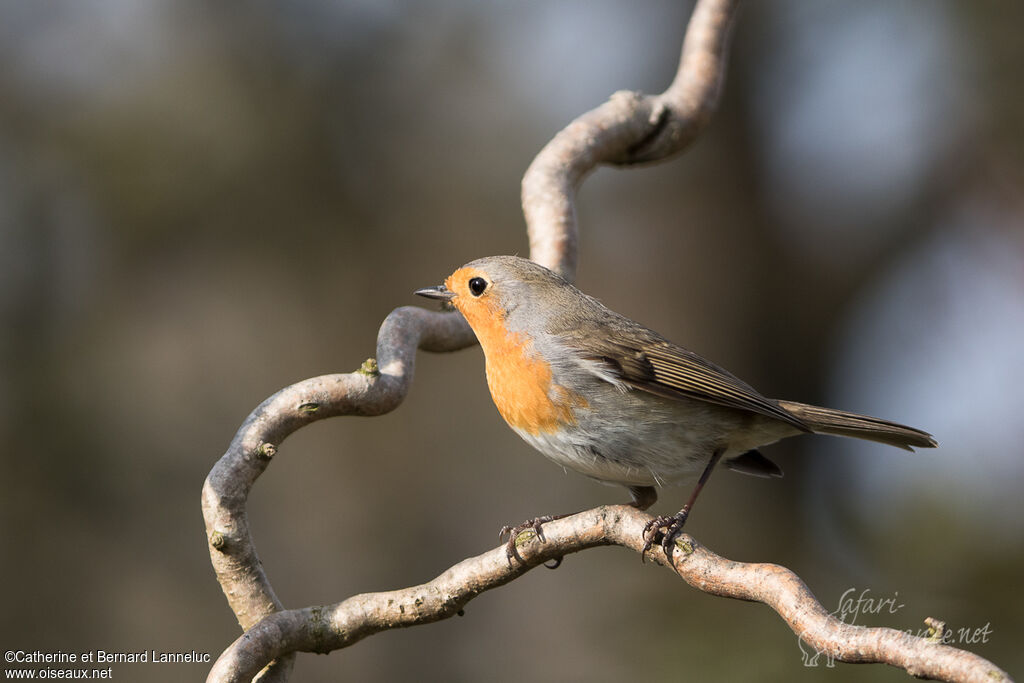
[416,255,936,560]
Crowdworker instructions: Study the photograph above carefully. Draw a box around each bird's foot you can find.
[499,515,565,567]
[641,507,691,560]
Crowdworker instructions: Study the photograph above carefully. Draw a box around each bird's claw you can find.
[499,516,555,564]
[641,509,690,561]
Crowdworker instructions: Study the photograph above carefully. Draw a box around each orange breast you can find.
[449,272,585,435]
[483,330,587,435]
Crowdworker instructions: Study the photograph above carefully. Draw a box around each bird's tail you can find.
[778,401,937,451]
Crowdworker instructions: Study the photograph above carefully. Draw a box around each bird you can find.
[415,255,936,560]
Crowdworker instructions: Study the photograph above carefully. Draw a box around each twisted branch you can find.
[208,509,1009,683]
[523,0,739,279]
[203,0,1012,681]
[202,308,475,681]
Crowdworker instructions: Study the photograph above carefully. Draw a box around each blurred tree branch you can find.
[202,0,1011,681]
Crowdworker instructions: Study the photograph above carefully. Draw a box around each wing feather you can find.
[585,340,809,431]
[546,294,810,431]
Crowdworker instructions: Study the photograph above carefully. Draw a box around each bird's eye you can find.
[468,277,488,297]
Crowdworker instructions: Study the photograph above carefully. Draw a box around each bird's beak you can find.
[414,285,455,301]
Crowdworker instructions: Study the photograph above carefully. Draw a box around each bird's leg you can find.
[501,486,658,566]
[642,449,724,559]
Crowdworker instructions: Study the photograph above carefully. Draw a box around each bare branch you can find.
[207,507,1011,683]
[522,0,740,280]
[202,307,475,681]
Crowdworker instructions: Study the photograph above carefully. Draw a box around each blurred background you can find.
[1,0,1021,680]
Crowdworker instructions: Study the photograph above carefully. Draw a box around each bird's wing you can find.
[577,335,810,432]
